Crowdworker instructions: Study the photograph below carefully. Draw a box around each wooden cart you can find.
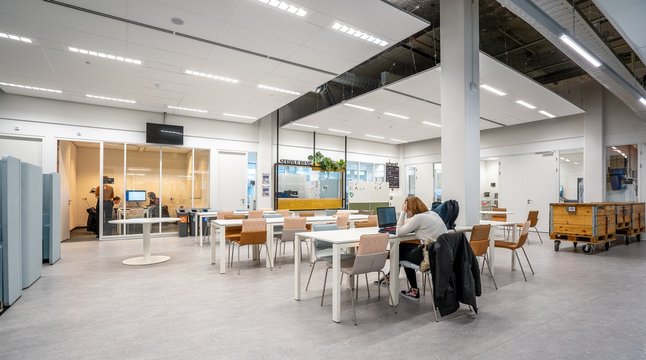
[616,202,645,244]
[549,203,616,254]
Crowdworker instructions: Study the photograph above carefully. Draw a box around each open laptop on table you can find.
[376,207,397,235]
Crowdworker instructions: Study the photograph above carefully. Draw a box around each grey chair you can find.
[306,223,353,291]
[274,217,308,268]
[324,210,337,216]
[321,233,396,325]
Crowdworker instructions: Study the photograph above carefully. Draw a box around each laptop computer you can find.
[376,207,397,235]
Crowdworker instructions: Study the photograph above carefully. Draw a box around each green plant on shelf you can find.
[307,151,346,172]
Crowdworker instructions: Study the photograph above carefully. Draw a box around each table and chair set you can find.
[111,207,540,324]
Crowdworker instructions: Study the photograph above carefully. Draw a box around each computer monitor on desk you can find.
[377,207,397,234]
[125,190,146,206]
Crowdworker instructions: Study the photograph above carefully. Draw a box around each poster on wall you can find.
[386,163,399,188]
[262,186,270,197]
[262,173,270,185]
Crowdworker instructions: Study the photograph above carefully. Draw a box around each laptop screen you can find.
[376,207,397,228]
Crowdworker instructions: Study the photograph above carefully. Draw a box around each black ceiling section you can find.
[278,0,645,127]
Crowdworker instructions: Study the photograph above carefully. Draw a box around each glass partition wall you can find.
[100,142,210,239]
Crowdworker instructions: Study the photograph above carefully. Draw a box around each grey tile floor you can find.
[1,233,645,359]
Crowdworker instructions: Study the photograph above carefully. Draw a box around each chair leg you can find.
[355,275,359,301]
[365,274,370,299]
[237,246,241,275]
[484,254,498,290]
[350,282,357,326]
[534,227,544,244]
[305,261,317,291]
[321,267,330,306]
[425,276,438,322]
[264,243,273,270]
[521,247,535,274]
[274,240,281,269]
[513,250,527,281]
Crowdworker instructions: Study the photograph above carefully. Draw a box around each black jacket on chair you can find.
[429,232,482,317]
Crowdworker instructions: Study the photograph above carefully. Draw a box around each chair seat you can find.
[225,234,241,240]
[320,253,355,263]
[494,240,518,249]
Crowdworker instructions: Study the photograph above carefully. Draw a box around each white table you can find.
[209,214,369,274]
[479,210,515,220]
[195,210,278,247]
[294,227,416,323]
[109,217,180,265]
[456,220,518,276]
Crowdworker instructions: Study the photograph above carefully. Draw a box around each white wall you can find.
[0,134,42,166]
[480,160,498,198]
[0,93,260,210]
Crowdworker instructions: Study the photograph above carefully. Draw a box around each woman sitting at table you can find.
[396,196,448,301]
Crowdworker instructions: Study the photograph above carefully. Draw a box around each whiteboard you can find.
[347,181,390,203]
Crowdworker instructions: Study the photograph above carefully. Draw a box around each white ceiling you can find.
[0,0,428,123]
[284,52,585,144]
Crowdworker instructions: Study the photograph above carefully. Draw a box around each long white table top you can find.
[295,226,415,244]
[110,217,180,225]
[211,214,368,226]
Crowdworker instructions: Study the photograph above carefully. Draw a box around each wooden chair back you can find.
[491,207,507,222]
[469,224,491,257]
[355,215,377,228]
[238,219,267,245]
[527,210,539,227]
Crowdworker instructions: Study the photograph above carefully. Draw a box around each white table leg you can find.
[266,223,274,268]
[198,215,203,247]
[294,234,302,301]
[219,225,227,273]
[332,243,341,323]
[389,240,400,306]
[488,227,496,276]
[210,223,216,264]
[122,223,170,265]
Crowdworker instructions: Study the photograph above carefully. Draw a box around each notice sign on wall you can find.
[386,163,399,188]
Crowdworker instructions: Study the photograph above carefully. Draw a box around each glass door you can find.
[124,144,160,235]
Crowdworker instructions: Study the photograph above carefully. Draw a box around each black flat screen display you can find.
[146,123,184,145]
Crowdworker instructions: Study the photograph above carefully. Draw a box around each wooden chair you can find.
[274,217,308,268]
[354,215,377,228]
[494,221,534,281]
[469,224,497,289]
[336,213,349,230]
[517,210,542,244]
[229,218,272,274]
[276,209,290,217]
[248,210,264,218]
[299,211,315,231]
[321,233,396,325]
[491,207,508,222]
[220,212,244,263]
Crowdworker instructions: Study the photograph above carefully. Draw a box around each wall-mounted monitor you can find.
[146,123,183,145]
[125,190,147,202]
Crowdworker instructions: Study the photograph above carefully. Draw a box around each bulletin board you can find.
[347,181,390,203]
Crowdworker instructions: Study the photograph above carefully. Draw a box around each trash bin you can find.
[176,209,189,237]
[188,208,209,236]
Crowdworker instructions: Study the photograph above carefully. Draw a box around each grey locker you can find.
[1,156,22,306]
[21,162,42,288]
[42,173,61,264]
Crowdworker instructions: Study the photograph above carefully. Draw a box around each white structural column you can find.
[440,0,480,226]
[583,81,604,202]
[257,114,274,210]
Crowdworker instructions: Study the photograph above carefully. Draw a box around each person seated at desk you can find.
[112,196,122,218]
[146,192,160,218]
[396,196,448,301]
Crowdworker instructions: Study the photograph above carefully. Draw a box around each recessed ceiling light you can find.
[0,81,61,93]
[564,159,571,162]
[559,35,602,68]
[384,112,410,119]
[167,105,208,113]
[258,0,307,17]
[223,112,257,120]
[0,32,32,43]
[515,100,536,109]
[480,84,507,96]
[86,94,136,104]
[293,123,319,129]
[391,138,408,143]
[68,47,141,65]
[365,134,384,139]
[328,128,351,134]
[422,121,442,128]
[331,21,388,47]
[343,103,374,112]
[559,157,565,160]
[538,110,556,118]
[185,70,239,83]
[573,162,579,165]
[639,97,646,106]
[257,84,301,95]
[611,146,618,150]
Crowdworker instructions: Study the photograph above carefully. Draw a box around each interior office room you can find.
[1,0,646,359]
